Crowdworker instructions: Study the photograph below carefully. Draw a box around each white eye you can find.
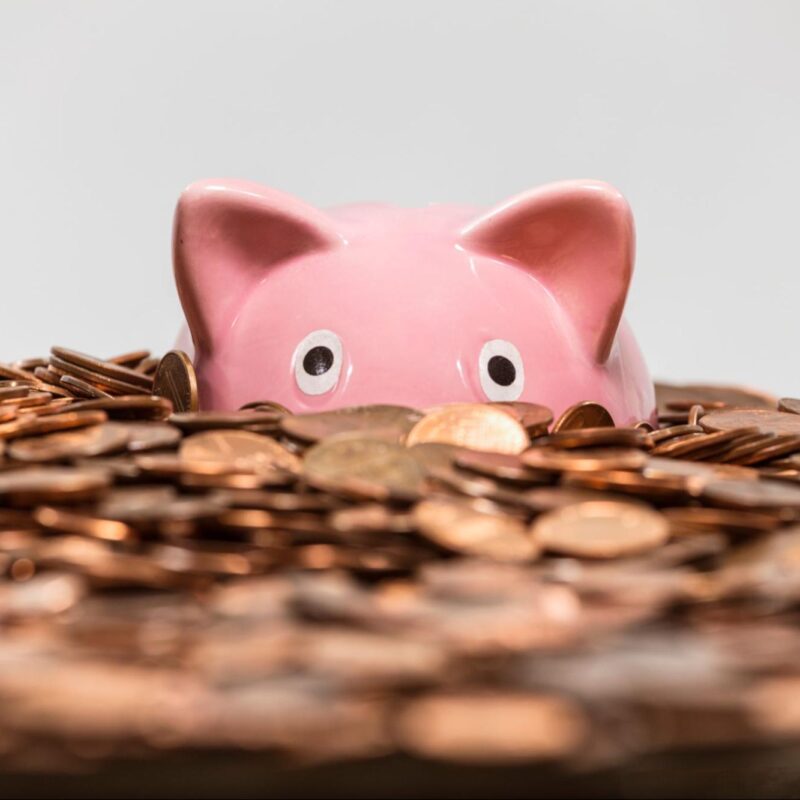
[479,339,525,401]
[293,329,343,395]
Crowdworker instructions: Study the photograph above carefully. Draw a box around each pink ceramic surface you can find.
[173,179,654,424]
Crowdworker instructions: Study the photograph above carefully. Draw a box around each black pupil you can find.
[303,346,334,376]
[487,355,516,386]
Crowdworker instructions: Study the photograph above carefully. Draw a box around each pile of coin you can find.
[4,347,800,772]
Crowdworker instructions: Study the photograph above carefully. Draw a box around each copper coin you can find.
[152,351,199,413]
[170,410,282,433]
[281,404,422,443]
[521,447,647,473]
[552,401,614,432]
[7,423,131,462]
[492,402,553,435]
[703,479,800,511]
[406,404,529,455]
[60,374,112,399]
[454,450,546,482]
[778,398,800,415]
[33,506,136,542]
[0,467,111,505]
[662,507,781,535]
[68,395,174,420]
[396,693,586,762]
[107,349,150,367]
[2,410,108,440]
[652,427,760,459]
[51,346,153,390]
[49,355,150,396]
[535,427,649,450]
[656,382,777,413]
[532,500,669,558]
[304,434,426,500]
[701,408,800,437]
[180,429,302,475]
[118,422,182,452]
[650,424,704,444]
[414,498,539,562]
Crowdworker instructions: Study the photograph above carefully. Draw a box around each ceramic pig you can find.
[173,179,654,424]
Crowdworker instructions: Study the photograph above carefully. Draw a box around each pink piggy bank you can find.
[173,179,654,424]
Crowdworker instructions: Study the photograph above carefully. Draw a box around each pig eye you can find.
[293,330,343,395]
[479,340,525,401]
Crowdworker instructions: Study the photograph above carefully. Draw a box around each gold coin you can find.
[414,497,539,562]
[180,430,301,475]
[552,401,614,432]
[152,351,199,413]
[532,500,670,558]
[406,403,529,454]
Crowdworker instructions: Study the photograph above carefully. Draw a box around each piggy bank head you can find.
[174,179,654,424]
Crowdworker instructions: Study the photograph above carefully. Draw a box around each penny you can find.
[406,404,529,454]
[68,395,174,420]
[51,347,153,390]
[778,398,800,415]
[152,350,199,413]
[454,449,546,482]
[414,498,539,562]
[552,401,615,432]
[396,693,586,762]
[180,430,302,475]
[107,349,150,367]
[0,467,111,505]
[492,402,553,435]
[4,409,108,439]
[701,408,800,437]
[532,500,670,558]
[535,427,649,450]
[60,374,112,399]
[281,404,422,443]
[49,355,150,396]
[703,479,800,512]
[7,423,131,462]
[656,381,778,413]
[170,410,282,433]
[305,434,426,500]
[650,424,704,444]
[33,506,136,542]
[118,421,182,452]
[652,427,760,459]
[662,507,781,536]
[521,447,647,472]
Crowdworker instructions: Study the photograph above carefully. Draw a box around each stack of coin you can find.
[2,346,800,774]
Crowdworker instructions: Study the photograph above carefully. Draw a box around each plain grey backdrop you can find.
[1,0,798,393]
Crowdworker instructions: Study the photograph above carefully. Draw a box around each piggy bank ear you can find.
[173,179,343,353]
[460,180,634,364]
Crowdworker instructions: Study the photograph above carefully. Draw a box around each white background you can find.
[1,1,798,394]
